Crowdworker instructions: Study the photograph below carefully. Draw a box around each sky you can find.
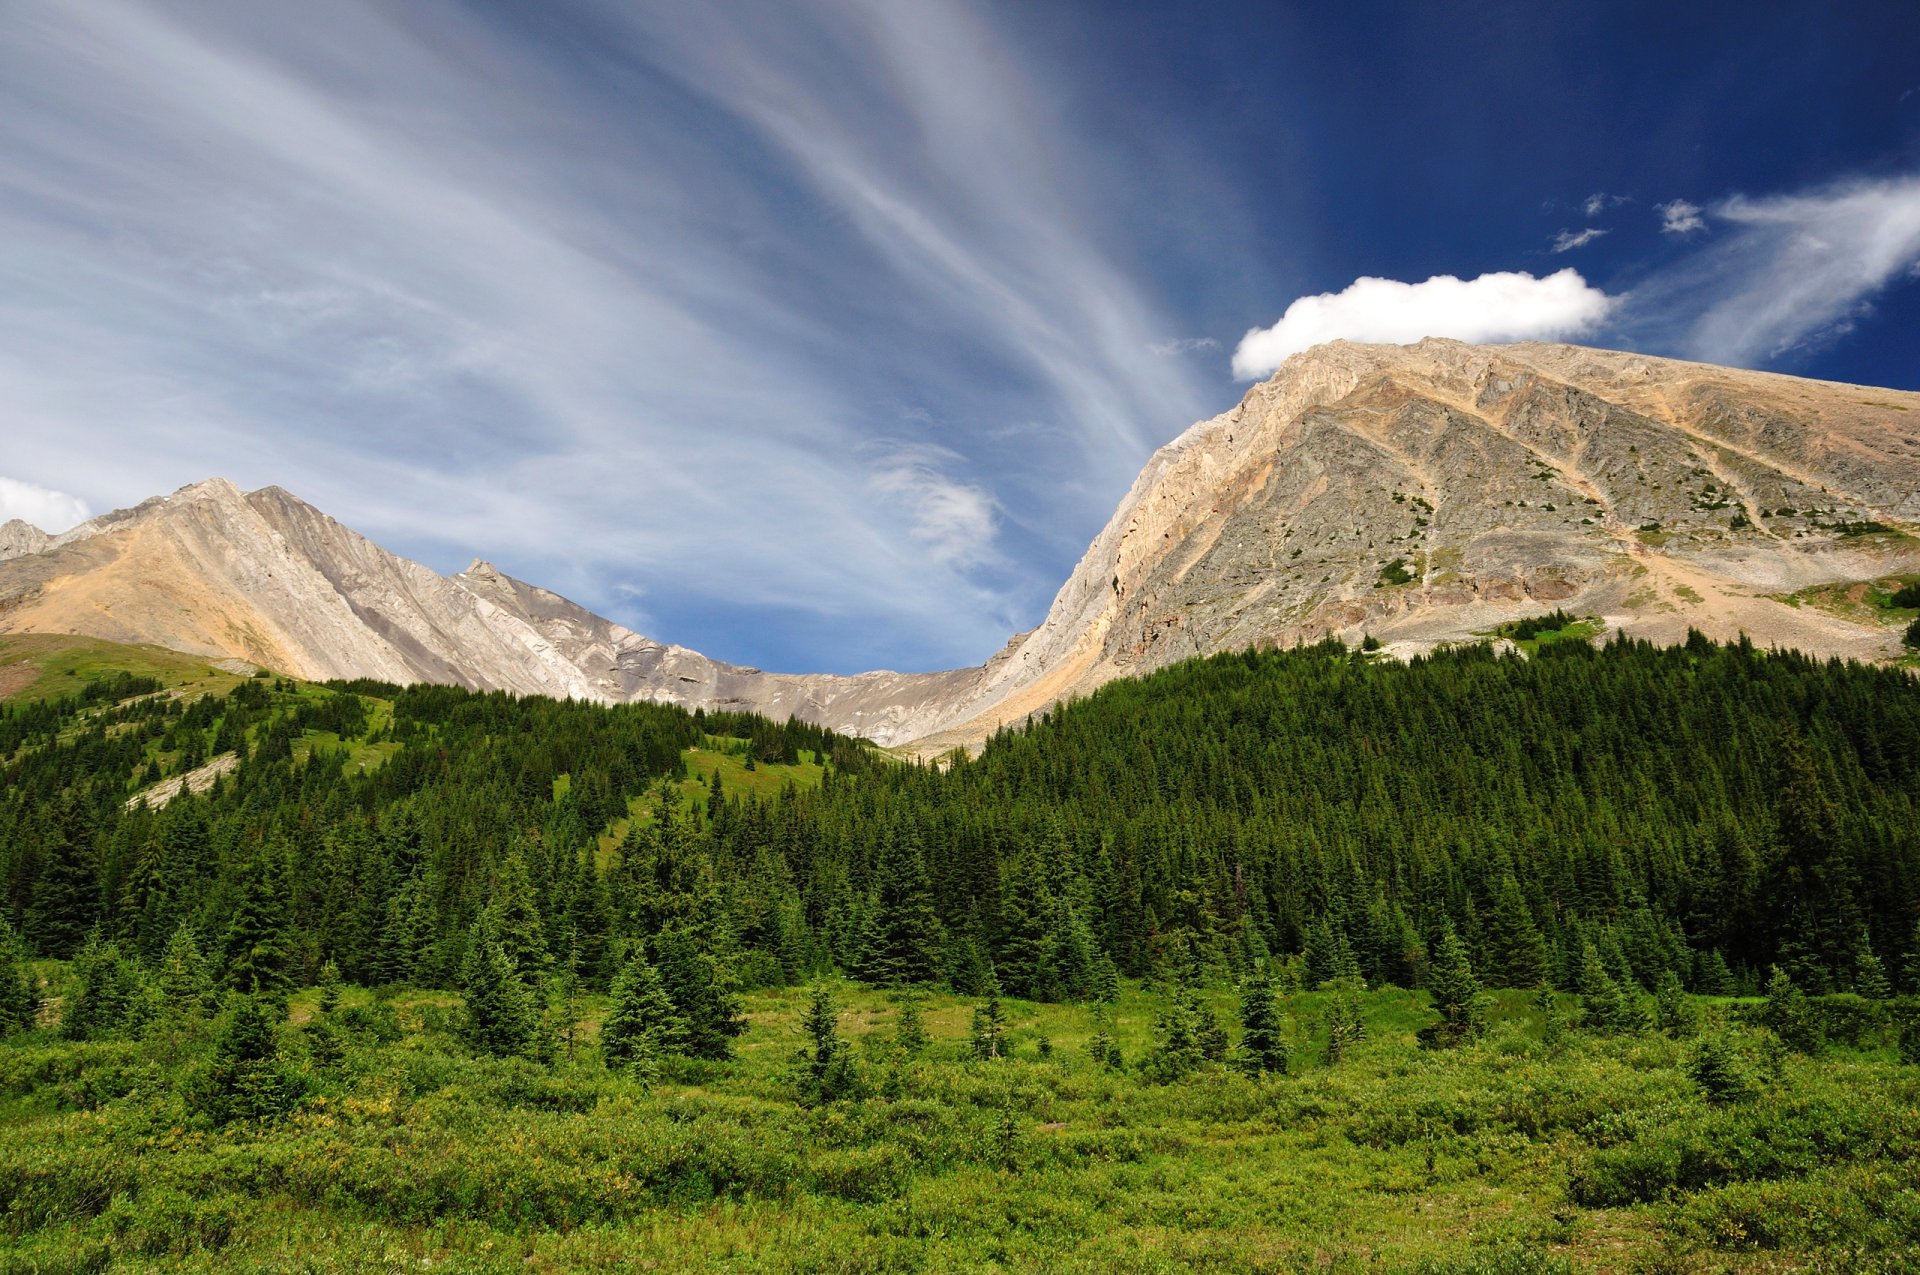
[1,0,1917,674]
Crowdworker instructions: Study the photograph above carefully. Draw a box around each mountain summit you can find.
[3,340,1916,744]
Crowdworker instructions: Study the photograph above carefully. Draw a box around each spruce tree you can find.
[458,933,540,1058]
[1140,979,1206,1082]
[156,923,216,1018]
[195,995,303,1125]
[1760,965,1823,1053]
[651,926,745,1061]
[482,843,550,979]
[0,919,38,1035]
[796,984,860,1104]
[893,995,928,1058]
[1855,947,1893,1000]
[27,806,99,958]
[1484,875,1552,989]
[601,951,688,1072]
[1577,940,1639,1034]
[222,854,293,996]
[1420,922,1483,1048]
[855,831,943,987]
[969,979,1008,1061]
[1695,949,1738,997]
[1235,966,1289,1074]
[62,936,146,1039]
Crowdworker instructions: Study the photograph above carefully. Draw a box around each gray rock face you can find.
[3,340,1917,747]
[0,520,49,562]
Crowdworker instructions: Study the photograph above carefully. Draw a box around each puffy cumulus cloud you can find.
[1231,269,1616,379]
[1657,199,1707,234]
[0,476,89,532]
[1551,227,1609,253]
[866,443,998,570]
[1680,175,1920,363]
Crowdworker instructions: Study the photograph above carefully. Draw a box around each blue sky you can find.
[1,0,1917,674]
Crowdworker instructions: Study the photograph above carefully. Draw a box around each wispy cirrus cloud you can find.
[1656,199,1707,234]
[1551,227,1610,253]
[0,0,1219,672]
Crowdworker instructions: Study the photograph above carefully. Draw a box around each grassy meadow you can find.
[4,976,1917,1274]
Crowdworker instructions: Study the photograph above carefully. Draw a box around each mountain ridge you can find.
[4,339,1917,745]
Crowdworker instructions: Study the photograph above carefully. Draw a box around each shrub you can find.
[1687,1034,1754,1105]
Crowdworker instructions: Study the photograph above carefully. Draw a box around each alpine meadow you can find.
[3,631,1919,1272]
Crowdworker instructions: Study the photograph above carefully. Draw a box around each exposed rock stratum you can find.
[4,339,1917,747]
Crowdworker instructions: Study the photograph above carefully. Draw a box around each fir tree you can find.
[1139,979,1206,1082]
[1760,965,1823,1054]
[1855,946,1893,1000]
[27,805,99,958]
[156,923,216,1018]
[62,936,146,1039]
[482,842,550,979]
[855,831,943,987]
[1087,1004,1124,1072]
[1323,976,1367,1064]
[601,951,688,1073]
[893,995,928,1058]
[1235,965,1289,1074]
[1695,949,1738,997]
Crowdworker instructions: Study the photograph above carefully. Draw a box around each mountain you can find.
[3,339,1917,744]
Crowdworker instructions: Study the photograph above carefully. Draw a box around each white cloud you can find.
[1231,269,1616,379]
[1657,199,1707,234]
[1148,336,1220,356]
[1675,175,1920,363]
[0,476,89,532]
[866,444,997,569]
[1583,192,1630,217]
[1551,227,1609,253]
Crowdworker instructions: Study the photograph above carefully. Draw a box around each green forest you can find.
[3,632,1918,1272]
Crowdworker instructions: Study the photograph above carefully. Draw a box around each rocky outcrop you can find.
[0,519,49,561]
[4,340,1917,747]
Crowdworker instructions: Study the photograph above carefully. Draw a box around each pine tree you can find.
[458,933,540,1059]
[62,936,146,1039]
[994,854,1051,997]
[1235,966,1289,1074]
[1323,977,1367,1064]
[855,831,943,987]
[1484,875,1552,989]
[601,951,688,1073]
[1653,968,1698,1036]
[1086,1004,1124,1072]
[27,804,99,958]
[1760,965,1823,1053]
[1420,923,1483,1048]
[564,852,612,992]
[1139,979,1206,1082]
[1905,919,1920,995]
[893,995,928,1058]
[1695,948,1738,997]
[1855,946,1893,1000]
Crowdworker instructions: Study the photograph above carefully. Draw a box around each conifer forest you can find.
[3,633,1919,1272]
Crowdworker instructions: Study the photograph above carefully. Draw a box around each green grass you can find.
[5,979,1917,1273]
[601,737,829,850]
[1480,616,1603,656]
[0,633,250,704]
[1772,575,1920,629]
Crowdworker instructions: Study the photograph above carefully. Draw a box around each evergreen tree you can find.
[1652,968,1698,1037]
[1855,946,1893,1000]
[1484,875,1552,989]
[156,923,217,1018]
[1695,949,1738,997]
[893,995,928,1058]
[1323,977,1367,1064]
[1577,940,1640,1034]
[222,854,293,996]
[1139,979,1206,1082]
[1760,965,1823,1054]
[1420,923,1483,1048]
[651,926,745,1061]
[796,984,860,1104]
[458,933,540,1059]
[969,981,1008,1061]
[1235,965,1289,1074]
[0,918,38,1035]
[601,951,688,1073]
[193,995,303,1125]
[994,854,1051,997]
[481,842,550,979]
[854,831,943,987]
[61,936,146,1039]
[27,806,99,958]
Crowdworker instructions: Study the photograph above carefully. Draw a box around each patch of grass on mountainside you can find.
[1481,612,1603,655]
[4,975,1917,1273]
[1773,574,1920,628]
[598,736,830,848]
[0,633,250,704]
